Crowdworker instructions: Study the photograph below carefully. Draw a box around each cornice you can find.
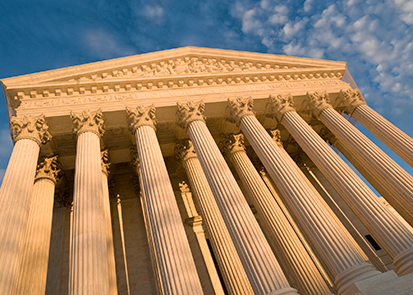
[2,47,348,113]
[1,47,346,86]
[13,76,348,112]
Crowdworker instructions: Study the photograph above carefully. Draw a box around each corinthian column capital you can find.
[35,156,60,184]
[126,105,157,132]
[101,150,110,176]
[220,133,246,155]
[10,115,52,145]
[175,139,197,162]
[70,109,105,137]
[129,148,140,171]
[176,101,205,129]
[269,129,283,148]
[336,89,367,115]
[304,91,332,119]
[226,97,255,125]
[267,93,295,122]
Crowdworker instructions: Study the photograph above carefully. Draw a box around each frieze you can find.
[19,79,349,109]
[66,56,314,82]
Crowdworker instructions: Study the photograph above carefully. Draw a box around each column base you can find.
[393,247,413,276]
[335,262,381,295]
[342,270,413,295]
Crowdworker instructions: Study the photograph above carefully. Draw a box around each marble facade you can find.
[1,47,413,295]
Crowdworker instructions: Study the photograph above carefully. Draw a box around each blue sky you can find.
[0,0,412,191]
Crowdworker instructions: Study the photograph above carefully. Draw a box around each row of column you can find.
[1,87,413,295]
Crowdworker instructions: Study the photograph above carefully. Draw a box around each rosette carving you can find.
[226,97,255,125]
[176,101,206,129]
[10,115,52,145]
[267,94,295,122]
[70,109,105,136]
[175,139,197,162]
[126,105,157,132]
[220,133,246,155]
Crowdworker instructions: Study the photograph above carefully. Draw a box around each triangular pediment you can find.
[1,47,346,88]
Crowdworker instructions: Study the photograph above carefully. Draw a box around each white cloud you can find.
[283,19,306,38]
[303,0,313,12]
[231,0,413,124]
[83,28,135,59]
[241,9,263,34]
[144,5,164,20]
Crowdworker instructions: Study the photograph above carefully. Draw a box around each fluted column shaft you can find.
[127,104,204,295]
[134,125,204,294]
[280,109,413,275]
[101,168,118,295]
[268,131,371,268]
[0,139,39,294]
[238,113,380,294]
[334,140,413,227]
[184,120,298,295]
[224,135,333,295]
[16,157,60,295]
[319,107,413,223]
[177,144,254,295]
[353,105,413,167]
[337,89,413,168]
[0,115,51,295]
[69,131,110,295]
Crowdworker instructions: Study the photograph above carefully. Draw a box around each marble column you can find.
[69,110,110,295]
[175,140,254,295]
[45,188,71,295]
[334,139,413,227]
[178,182,226,295]
[221,133,333,295]
[101,150,118,295]
[270,93,413,276]
[258,166,336,286]
[337,88,413,168]
[126,105,204,295]
[289,144,388,273]
[306,91,413,231]
[227,97,381,295]
[177,101,298,295]
[268,130,372,268]
[16,156,60,295]
[0,115,51,295]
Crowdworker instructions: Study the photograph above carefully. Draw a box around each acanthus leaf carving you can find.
[176,101,205,129]
[36,155,60,183]
[267,93,295,122]
[101,150,110,175]
[126,105,157,132]
[70,109,105,137]
[10,114,52,145]
[226,97,255,125]
[336,89,366,115]
[220,133,246,155]
[302,91,332,119]
[175,139,197,162]
[268,129,284,148]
